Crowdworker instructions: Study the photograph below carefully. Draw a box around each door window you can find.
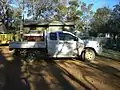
[50,32,57,40]
[59,32,78,41]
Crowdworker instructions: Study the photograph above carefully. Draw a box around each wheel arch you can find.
[84,47,97,55]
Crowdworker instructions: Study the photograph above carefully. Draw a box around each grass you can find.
[101,48,120,60]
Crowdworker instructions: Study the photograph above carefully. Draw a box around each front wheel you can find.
[81,49,96,61]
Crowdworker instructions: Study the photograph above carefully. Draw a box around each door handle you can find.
[59,42,63,44]
[65,42,71,44]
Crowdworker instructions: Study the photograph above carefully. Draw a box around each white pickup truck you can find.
[9,31,102,62]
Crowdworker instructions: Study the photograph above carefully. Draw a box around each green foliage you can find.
[67,0,81,21]
[90,2,120,37]
[90,7,111,34]
[55,4,68,20]
[76,10,83,16]
[69,0,79,7]
[0,0,95,33]
[5,0,120,36]
[0,0,23,33]
[91,2,120,37]
[110,2,120,35]
[75,20,84,31]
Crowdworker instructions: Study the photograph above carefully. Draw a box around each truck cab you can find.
[46,31,84,58]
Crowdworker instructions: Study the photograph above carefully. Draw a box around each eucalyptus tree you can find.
[23,0,92,32]
[0,0,14,32]
[110,2,120,36]
[67,0,82,21]
[90,7,111,36]
[80,2,94,35]
[24,0,60,21]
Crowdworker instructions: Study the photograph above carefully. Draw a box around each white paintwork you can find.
[57,40,77,57]
[9,31,102,58]
[47,31,84,57]
[84,40,102,55]
[9,42,46,48]
[24,34,43,36]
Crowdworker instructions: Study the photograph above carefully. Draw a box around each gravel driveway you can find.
[0,46,120,90]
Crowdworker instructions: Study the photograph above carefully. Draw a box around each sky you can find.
[82,0,120,12]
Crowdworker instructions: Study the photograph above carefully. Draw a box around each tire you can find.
[25,51,36,63]
[82,48,95,61]
[13,49,20,56]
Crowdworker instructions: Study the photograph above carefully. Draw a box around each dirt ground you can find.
[0,46,120,90]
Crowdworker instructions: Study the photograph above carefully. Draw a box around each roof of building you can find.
[23,20,75,27]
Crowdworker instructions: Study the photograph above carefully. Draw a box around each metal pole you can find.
[32,0,34,20]
[6,0,8,32]
[22,0,24,40]
[23,0,24,24]
[20,0,24,41]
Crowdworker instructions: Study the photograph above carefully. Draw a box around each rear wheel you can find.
[82,48,95,61]
[25,50,36,63]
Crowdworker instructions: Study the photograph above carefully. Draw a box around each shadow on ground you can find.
[0,47,30,90]
[24,57,120,90]
[1,46,120,90]
[24,59,93,90]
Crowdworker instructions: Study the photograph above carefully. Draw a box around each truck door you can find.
[47,32,59,57]
[56,32,78,57]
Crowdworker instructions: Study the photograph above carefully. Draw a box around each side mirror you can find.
[74,37,78,41]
